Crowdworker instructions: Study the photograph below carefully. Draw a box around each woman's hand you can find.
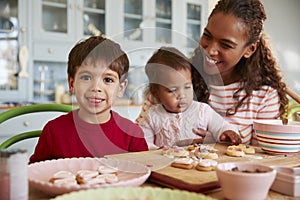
[220,130,242,145]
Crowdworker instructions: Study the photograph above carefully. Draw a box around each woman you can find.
[191,0,288,144]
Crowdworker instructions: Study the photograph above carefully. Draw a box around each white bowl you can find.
[28,157,151,196]
[253,120,300,154]
[271,166,300,197]
[216,162,276,200]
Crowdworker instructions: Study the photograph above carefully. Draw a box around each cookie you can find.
[196,159,218,171]
[193,144,219,159]
[197,152,219,159]
[103,173,119,183]
[49,168,120,186]
[171,157,194,169]
[49,170,77,186]
[186,144,198,151]
[51,170,75,179]
[76,169,99,179]
[238,144,255,154]
[49,177,78,186]
[226,145,245,157]
[76,170,99,184]
[83,175,106,185]
[196,165,214,171]
[98,165,118,175]
[162,146,189,158]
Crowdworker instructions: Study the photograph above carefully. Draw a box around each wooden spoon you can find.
[282,88,300,124]
[286,88,300,104]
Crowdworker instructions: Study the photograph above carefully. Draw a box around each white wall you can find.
[262,0,300,95]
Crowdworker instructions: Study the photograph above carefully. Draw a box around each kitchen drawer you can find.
[32,42,73,62]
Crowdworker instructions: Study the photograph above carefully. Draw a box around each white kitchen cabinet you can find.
[30,0,207,61]
[1,0,208,103]
[111,0,208,59]
[119,0,175,45]
[32,0,106,42]
[0,0,30,102]
[30,0,107,101]
[31,0,106,62]
[116,0,208,101]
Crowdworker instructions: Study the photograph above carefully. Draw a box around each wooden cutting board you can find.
[106,143,300,193]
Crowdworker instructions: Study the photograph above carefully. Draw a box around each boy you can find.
[29,36,148,163]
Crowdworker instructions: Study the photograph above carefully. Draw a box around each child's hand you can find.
[220,130,242,145]
[192,128,208,139]
[185,128,208,145]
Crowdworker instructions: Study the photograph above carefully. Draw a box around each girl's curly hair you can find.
[192,0,288,119]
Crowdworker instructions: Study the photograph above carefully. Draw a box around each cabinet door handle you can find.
[48,48,54,54]
[23,121,30,127]
[77,4,83,12]
[69,3,75,9]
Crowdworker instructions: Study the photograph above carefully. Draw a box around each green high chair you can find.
[0,104,73,149]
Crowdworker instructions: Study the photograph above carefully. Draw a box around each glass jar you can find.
[0,149,28,200]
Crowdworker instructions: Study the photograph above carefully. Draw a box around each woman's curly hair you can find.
[192,0,288,119]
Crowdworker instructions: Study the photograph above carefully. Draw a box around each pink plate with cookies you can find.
[28,157,151,196]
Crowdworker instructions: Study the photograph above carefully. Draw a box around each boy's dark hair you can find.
[67,35,129,82]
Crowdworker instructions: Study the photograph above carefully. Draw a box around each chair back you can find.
[0,104,73,150]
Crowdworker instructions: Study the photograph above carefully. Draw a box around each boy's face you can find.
[155,68,193,113]
[68,60,127,123]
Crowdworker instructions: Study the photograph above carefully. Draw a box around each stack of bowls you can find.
[253,120,300,154]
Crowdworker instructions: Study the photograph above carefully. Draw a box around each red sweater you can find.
[29,110,148,163]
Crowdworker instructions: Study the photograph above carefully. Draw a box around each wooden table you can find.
[29,144,300,199]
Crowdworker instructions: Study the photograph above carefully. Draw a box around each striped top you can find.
[136,82,280,145]
[208,82,280,144]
